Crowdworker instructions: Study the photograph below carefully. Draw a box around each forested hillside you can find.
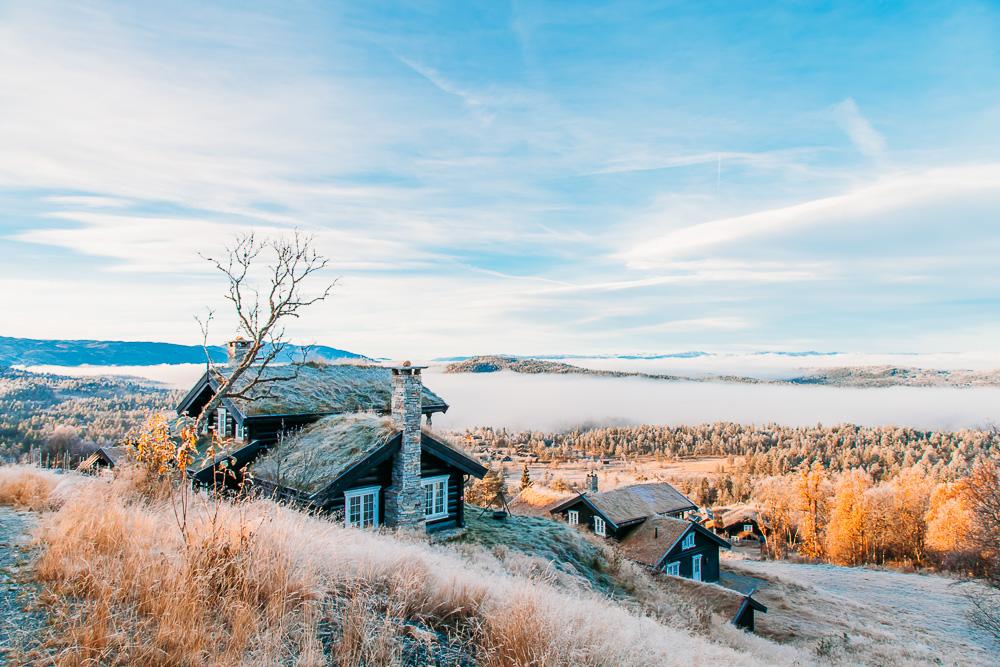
[461,422,997,482]
[0,368,178,458]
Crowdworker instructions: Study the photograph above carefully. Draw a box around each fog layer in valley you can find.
[425,370,1000,432]
[24,363,1000,432]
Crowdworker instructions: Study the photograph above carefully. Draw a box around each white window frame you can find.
[743,523,753,533]
[665,561,680,576]
[567,510,579,526]
[217,407,228,437]
[692,554,702,582]
[344,485,380,529]
[682,532,695,550]
[594,516,607,537]
[421,475,449,521]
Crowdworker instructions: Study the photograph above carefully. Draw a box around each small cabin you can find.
[549,482,697,540]
[617,515,731,583]
[709,507,766,544]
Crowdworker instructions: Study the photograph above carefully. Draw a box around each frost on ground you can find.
[725,558,999,666]
[0,507,43,664]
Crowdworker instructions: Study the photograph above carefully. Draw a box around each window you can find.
[422,475,448,521]
[692,554,702,582]
[665,561,680,576]
[217,407,228,437]
[344,486,380,529]
[567,510,579,526]
[743,524,753,533]
[682,532,695,550]
[594,516,607,537]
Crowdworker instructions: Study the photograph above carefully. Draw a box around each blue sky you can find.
[1,1,999,358]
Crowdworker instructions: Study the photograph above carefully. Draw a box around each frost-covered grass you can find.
[728,559,999,665]
[0,465,800,666]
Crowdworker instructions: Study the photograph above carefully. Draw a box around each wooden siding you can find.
[552,498,627,539]
[262,442,469,532]
[659,527,722,583]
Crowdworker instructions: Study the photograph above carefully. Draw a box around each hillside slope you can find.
[0,466,799,666]
[724,558,998,665]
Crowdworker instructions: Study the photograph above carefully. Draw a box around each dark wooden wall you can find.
[310,448,466,531]
[660,528,721,583]
[553,500,626,539]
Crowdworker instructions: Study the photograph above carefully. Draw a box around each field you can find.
[502,455,733,493]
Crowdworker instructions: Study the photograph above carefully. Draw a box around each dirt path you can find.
[727,559,999,665]
[0,507,43,664]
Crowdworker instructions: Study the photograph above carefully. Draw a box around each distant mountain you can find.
[434,351,711,362]
[442,355,762,384]
[0,336,366,367]
[443,355,1000,388]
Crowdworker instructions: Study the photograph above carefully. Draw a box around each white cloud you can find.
[622,163,1000,267]
[834,98,888,160]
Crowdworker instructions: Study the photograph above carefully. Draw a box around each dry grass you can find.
[0,465,62,510]
[0,464,805,666]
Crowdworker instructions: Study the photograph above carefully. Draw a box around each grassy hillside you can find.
[0,466,798,666]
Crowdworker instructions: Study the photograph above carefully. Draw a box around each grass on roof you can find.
[228,362,447,416]
[250,413,398,494]
[459,508,623,595]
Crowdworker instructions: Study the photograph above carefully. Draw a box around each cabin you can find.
[176,341,486,532]
[549,480,732,583]
[548,481,697,540]
[78,446,128,472]
[708,507,766,544]
[617,515,731,583]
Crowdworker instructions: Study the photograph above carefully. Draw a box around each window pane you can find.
[348,496,361,527]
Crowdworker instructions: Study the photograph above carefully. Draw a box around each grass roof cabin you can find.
[549,481,697,540]
[550,481,730,583]
[177,350,484,532]
[707,506,767,544]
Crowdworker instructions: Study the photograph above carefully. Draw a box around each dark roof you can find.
[97,446,128,465]
[551,482,696,526]
[178,362,449,419]
[249,413,486,498]
[619,516,731,567]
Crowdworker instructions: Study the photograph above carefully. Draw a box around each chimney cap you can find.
[389,362,427,373]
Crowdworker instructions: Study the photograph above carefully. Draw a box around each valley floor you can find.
[723,557,999,665]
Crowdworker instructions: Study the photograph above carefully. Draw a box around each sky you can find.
[1,1,1000,359]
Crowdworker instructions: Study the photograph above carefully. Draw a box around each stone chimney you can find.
[226,337,251,367]
[587,471,599,494]
[385,362,426,530]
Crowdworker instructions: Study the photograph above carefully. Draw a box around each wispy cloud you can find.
[622,164,1000,267]
[2,2,1000,357]
[834,98,888,161]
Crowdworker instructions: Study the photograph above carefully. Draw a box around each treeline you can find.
[0,368,180,459]
[462,422,997,482]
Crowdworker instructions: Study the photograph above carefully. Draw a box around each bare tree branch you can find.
[192,231,337,437]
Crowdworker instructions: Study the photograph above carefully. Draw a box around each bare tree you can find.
[193,230,335,436]
[966,459,1000,638]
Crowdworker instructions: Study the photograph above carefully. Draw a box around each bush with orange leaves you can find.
[121,413,199,498]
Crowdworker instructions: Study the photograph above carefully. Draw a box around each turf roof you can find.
[250,413,398,494]
[220,362,449,417]
[586,482,697,525]
[617,516,693,567]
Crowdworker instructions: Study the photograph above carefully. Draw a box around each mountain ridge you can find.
[0,335,366,367]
